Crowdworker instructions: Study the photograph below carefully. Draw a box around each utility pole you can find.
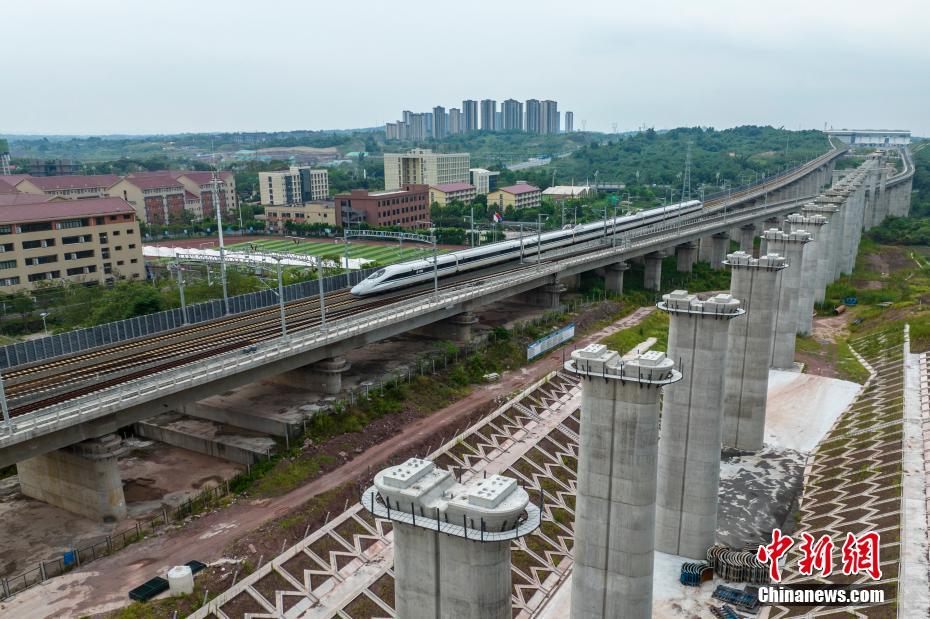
[316,255,327,331]
[212,168,230,315]
[537,213,542,266]
[0,371,9,431]
[431,230,438,299]
[276,259,286,337]
[175,257,188,325]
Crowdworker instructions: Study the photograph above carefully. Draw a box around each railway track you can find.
[5,263,538,417]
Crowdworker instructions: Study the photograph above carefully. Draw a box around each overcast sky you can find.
[4,0,929,136]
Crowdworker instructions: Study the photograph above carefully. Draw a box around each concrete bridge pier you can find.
[413,312,479,343]
[604,262,629,295]
[787,214,828,336]
[559,273,582,290]
[521,280,566,310]
[764,229,812,369]
[758,217,781,255]
[675,242,697,273]
[656,291,743,559]
[801,202,839,303]
[17,434,127,522]
[566,345,680,619]
[721,252,787,452]
[697,235,713,263]
[710,232,730,269]
[644,252,663,291]
[738,223,756,255]
[273,356,351,394]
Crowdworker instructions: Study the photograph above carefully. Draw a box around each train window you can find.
[368,269,386,280]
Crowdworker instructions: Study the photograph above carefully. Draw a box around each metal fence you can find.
[0,266,380,370]
[0,470,255,601]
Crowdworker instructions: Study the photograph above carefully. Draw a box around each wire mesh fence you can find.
[0,266,380,370]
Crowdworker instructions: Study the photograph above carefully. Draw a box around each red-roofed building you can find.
[15,174,121,200]
[429,182,476,206]
[109,171,237,224]
[333,184,430,229]
[488,181,542,210]
[0,197,145,291]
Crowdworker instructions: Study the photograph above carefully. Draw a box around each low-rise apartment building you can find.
[259,167,329,205]
[109,171,236,224]
[488,182,542,210]
[383,149,470,190]
[333,184,430,229]
[264,201,338,233]
[429,182,476,206]
[0,197,145,291]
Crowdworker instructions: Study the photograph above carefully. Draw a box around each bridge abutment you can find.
[17,434,127,522]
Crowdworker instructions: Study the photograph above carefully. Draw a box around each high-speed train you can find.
[350,200,703,296]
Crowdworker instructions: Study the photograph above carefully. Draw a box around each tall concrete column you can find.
[786,214,827,335]
[813,195,846,282]
[801,202,839,302]
[655,291,743,559]
[17,434,127,521]
[604,261,629,295]
[738,223,756,254]
[643,252,662,291]
[759,217,781,255]
[721,252,787,452]
[560,273,582,290]
[710,232,730,269]
[365,458,538,619]
[566,345,680,619]
[764,229,811,369]
[675,242,697,273]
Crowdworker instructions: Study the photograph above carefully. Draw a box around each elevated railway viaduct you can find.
[0,145,915,520]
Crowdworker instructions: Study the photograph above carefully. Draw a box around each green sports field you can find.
[226,238,445,267]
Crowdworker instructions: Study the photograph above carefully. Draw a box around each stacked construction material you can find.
[712,585,760,613]
[678,561,713,587]
[707,544,769,585]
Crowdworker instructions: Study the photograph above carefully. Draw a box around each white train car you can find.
[351,200,702,296]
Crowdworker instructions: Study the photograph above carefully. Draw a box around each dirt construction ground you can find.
[0,304,652,618]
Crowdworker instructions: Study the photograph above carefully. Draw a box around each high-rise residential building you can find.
[540,100,559,134]
[383,148,470,190]
[502,99,523,131]
[480,99,497,132]
[432,106,447,139]
[448,108,462,135]
[0,139,10,176]
[402,110,413,125]
[385,122,399,140]
[495,111,502,131]
[525,99,541,134]
[565,111,574,132]
[462,100,478,132]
